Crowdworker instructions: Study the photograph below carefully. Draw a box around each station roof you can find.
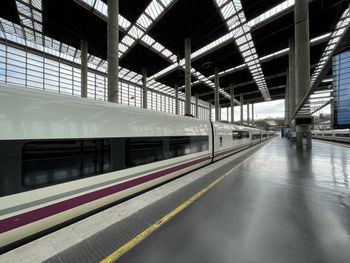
[1,0,349,105]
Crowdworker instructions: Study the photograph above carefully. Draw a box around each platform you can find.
[114,138,350,263]
[2,138,350,263]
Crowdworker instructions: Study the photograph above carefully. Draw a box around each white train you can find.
[312,129,350,144]
[0,84,274,250]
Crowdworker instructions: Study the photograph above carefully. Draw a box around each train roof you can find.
[0,84,211,140]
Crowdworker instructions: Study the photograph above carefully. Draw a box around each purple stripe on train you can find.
[0,155,212,234]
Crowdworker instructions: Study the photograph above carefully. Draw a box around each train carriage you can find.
[312,129,350,144]
[211,122,252,162]
[0,84,274,249]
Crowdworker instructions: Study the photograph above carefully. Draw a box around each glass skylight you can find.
[15,0,43,43]
[118,0,177,63]
[293,8,349,120]
[310,7,350,87]
[150,0,298,87]
[248,0,295,28]
[214,0,271,101]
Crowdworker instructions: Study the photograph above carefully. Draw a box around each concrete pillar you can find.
[80,40,88,98]
[295,0,311,149]
[240,94,244,126]
[175,84,179,115]
[288,39,296,118]
[142,68,147,109]
[252,103,254,127]
[330,91,334,129]
[247,100,250,127]
[214,68,220,121]
[184,38,191,116]
[107,0,119,103]
[195,94,198,118]
[285,70,289,124]
[209,102,212,121]
[230,84,234,124]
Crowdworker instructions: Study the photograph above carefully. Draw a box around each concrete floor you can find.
[119,138,350,263]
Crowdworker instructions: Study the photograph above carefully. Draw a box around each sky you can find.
[219,99,285,121]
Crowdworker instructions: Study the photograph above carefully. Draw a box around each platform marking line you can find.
[100,153,255,263]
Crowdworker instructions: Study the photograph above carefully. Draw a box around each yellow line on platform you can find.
[100,139,275,263]
[100,161,245,263]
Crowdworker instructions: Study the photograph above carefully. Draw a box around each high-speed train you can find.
[312,129,350,144]
[0,84,274,249]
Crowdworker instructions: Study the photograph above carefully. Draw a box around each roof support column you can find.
[252,103,254,127]
[240,94,243,126]
[184,38,191,116]
[295,0,311,149]
[285,70,289,125]
[209,101,212,121]
[142,68,147,109]
[107,0,119,103]
[230,84,234,124]
[80,40,88,98]
[214,67,220,121]
[247,100,250,127]
[288,38,296,120]
[330,91,334,129]
[175,83,179,115]
[195,94,199,118]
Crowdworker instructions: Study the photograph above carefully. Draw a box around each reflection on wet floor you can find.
[244,138,350,191]
[119,137,350,263]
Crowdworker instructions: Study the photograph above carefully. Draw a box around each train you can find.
[0,84,274,249]
[312,129,350,144]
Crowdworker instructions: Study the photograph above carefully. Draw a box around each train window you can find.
[252,134,260,140]
[125,137,163,168]
[169,136,209,158]
[190,136,209,153]
[242,131,250,138]
[22,139,111,188]
[324,134,332,136]
[232,131,242,140]
[335,134,349,137]
[169,136,191,158]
